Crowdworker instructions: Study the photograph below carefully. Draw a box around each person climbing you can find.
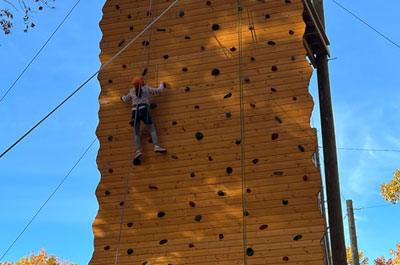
[121,76,166,161]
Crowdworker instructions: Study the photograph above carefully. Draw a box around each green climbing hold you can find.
[217,190,225,196]
[158,211,165,218]
[275,116,282,123]
[244,77,250,83]
[267,41,276,46]
[171,155,178,159]
[246,248,254,256]
[190,172,195,178]
[236,139,241,145]
[285,0,291,3]
[185,86,190,92]
[298,145,305,152]
[150,103,157,109]
[127,249,134,255]
[133,159,141,166]
[219,234,224,239]
[252,158,259,164]
[291,56,296,61]
[195,215,202,222]
[212,24,219,30]
[107,135,113,141]
[226,112,232,118]
[243,211,249,216]
[293,234,303,241]
[251,57,255,61]
[159,239,168,245]
[226,167,233,174]
[265,14,271,19]
[179,11,184,17]
[195,132,204,140]
[129,26,134,31]
[224,92,232,99]
[282,200,289,205]
[142,262,148,265]
[271,87,277,92]
[118,40,125,47]
[273,171,284,176]
[105,190,110,195]
[238,6,243,12]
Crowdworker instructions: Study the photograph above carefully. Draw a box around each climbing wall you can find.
[92,0,325,265]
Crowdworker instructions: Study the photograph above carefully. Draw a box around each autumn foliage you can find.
[347,246,369,265]
[381,169,400,204]
[374,243,400,265]
[1,249,76,265]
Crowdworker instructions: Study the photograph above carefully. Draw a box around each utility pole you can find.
[347,200,360,265]
[312,0,347,264]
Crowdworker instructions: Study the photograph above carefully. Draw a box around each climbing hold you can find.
[189,201,196,207]
[236,139,241,145]
[289,30,295,35]
[142,41,149,46]
[127,222,133,227]
[104,246,110,250]
[293,235,303,241]
[129,26,134,31]
[171,155,178,159]
[150,103,157,109]
[285,0,291,3]
[120,201,124,206]
[271,133,279,140]
[219,233,224,239]
[206,1,212,5]
[163,55,169,59]
[212,24,219,30]
[224,92,232,99]
[108,79,112,83]
[128,14,132,19]
[244,211,249,216]
[118,40,125,47]
[147,11,152,16]
[108,168,113,173]
[179,11,184,17]
[275,116,282,123]
[259,224,268,230]
[149,185,158,190]
[273,171,284,176]
[159,239,168,245]
[256,0,265,2]
[107,135,113,141]
[142,262,148,265]
[244,77,250,83]
[194,105,200,109]
[282,200,289,205]
[271,65,278,71]
[122,64,127,69]
[252,158,259,164]
[172,121,177,125]
[157,28,166,32]
[127,249,134,255]
[217,190,225,196]
[189,243,195,248]
[115,5,120,9]
[226,167,233,174]
[195,132,204,140]
[267,41,276,46]
[248,25,253,30]
[185,36,191,39]
[208,156,213,161]
[283,256,289,261]
[105,190,110,195]
[251,57,255,61]
[190,172,196,178]
[226,112,232,118]
[246,188,251,193]
[201,45,206,51]
[303,175,308,181]
[250,103,256,108]
[230,47,236,52]
[211,68,220,76]
[238,6,243,12]
[195,215,202,222]
[271,87,277,92]
[298,145,305,152]
[265,14,271,19]
[246,248,254,256]
[185,86,190,92]
[158,211,165,218]
[291,56,296,61]
[293,96,297,101]
[182,67,188,72]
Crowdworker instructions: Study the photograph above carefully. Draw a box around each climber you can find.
[121,76,166,160]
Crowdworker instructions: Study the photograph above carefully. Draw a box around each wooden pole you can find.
[346,200,360,265]
[312,0,347,264]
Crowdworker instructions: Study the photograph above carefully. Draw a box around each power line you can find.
[0,0,81,104]
[331,0,400,49]
[0,137,97,262]
[0,0,180,159]
[354,204,397,211]
[318,146,400,153]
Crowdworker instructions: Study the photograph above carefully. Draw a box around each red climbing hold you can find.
[230,47,237,52]
[189,243,195,248]
[127,222,133,227]
[122,64,127,69]
[271,133,279,140]
[283,256,289,261]
[149,185,158,190]
[104,246,110,250]
[246,188,251,193]
[206,1,211,5]
[303,175,308,181]
[108,168,113,173]
[189,201,196,207]
[115,5,120,9]
[259,224,268,230]
[182,67,188,72]
[289,30,295,35]
[271,65,278,71]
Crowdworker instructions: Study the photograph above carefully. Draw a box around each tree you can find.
[374,243,400,265]
[381,169,400,204]
[347,246,369,265]
[1,0,55,35]
[1,249,76,265]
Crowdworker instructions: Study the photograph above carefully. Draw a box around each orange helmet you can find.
[133,76,144,88]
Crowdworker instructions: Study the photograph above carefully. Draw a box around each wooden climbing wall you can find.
[92,0,325,265]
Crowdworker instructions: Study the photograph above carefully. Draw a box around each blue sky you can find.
[0,0,399,264]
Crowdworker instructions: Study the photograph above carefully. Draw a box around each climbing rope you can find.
[113,1,156,265]
[237,1,248,264]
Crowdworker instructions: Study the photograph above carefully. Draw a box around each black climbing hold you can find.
[171,155,178,159]
[256,0,265,2]
[206,1,212,5]
[226,112,232,118]
[226,167,233,174]
[282,200,289,205]
[147,11,152,16]
[128,14,132,19]
[157,28,166,32]
[189,201,196,207]
[244,211,249,216]
[219,233,224,239]
[179,11,184,17]
[108,79,112,83]
[185,86,190,92]
[252,158,259,164]
[142,262,148,265]
[120,201,124,206]
[158,211,165,218]
[182,67,188,72]
[122,64,127,69]
[251,57,255,61]
[104,246,110,250]
[212,24,219,30]
[248,25,253,30]
[293,96,297,101]
[208,156,213,161]
[159,239,168,245]
[172,121,177,125]
[149,185,158,190]
[190,172,196,178]
[265,14,270,19]
[298,145,305,152]
[195,132,204,140]
[271,133,279,140]
[142,41,149,46]
[246,248,254,256]
[118,40,125,47]
[230,47,237,52]
[272,65,278,71]
[150,103,157,109]
[217,190,225,196]
[105,190,110,196]
[236,139,241,145]
[283,256,289,261]
[189,243,195,248]
[275,116,282,123]
[115,5,120,9]
[291,56,296,61]
[142,67,148,77]
[108,168,113,173]
[211,68,220,76]
[271,87,277,92]
[185,36,191,39]
[163,55,169,59]
[238,6,243,12]
[289,30,295,35]
[303,175,308,181]
[293,235,302,241]
[194,105,200,109]
[259,224,268,230]
[285,0,291,3]
[267,41,276,46]
[195,215,202,222]
[250,103,256,108]
[244,77,250,83]
[273,171,284,176]
[201,45,206,51]
[246,188,251,193]
[127,249,134,255]
[129,26,134,31]
[224,92,232,99]
[127,222,133,227]
[107,135,113,141]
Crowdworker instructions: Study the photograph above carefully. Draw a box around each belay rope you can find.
[114,0,156,264]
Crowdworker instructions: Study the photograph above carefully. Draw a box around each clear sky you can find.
[0,0,399,264]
